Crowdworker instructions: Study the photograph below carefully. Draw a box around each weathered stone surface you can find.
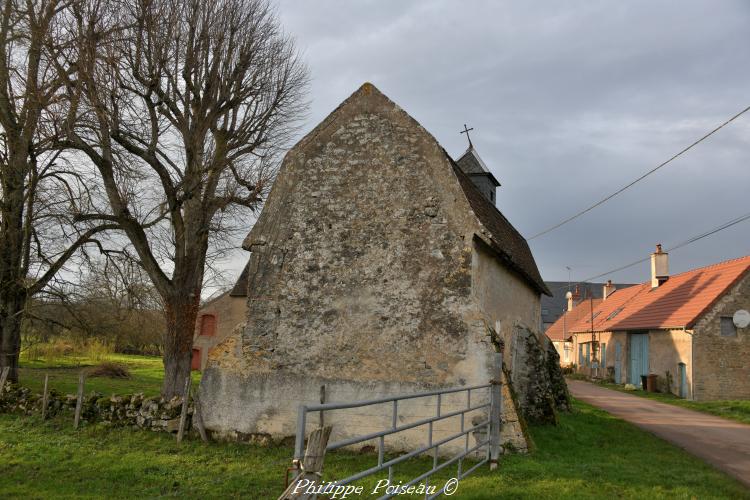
[546,340,572,413]
[0,384,194,434]
[201,83,566,453]
[692,271,750,400]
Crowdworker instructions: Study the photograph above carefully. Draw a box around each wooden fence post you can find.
[41,374,49,420]
[191,387,209,443]
[74,372,86,429]
[176,375,191,443]
[278,426,333,500]
[0,366,10,394]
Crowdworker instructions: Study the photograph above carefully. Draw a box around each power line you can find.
[548,210,750,295]
[528,104,750,240]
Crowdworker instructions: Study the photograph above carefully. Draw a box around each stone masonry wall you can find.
[0,382,195,433]
[692,272,750,401]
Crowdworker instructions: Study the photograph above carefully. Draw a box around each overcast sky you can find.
[221,0,750,291]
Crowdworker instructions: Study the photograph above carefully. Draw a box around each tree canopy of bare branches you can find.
[0,0,118,383]
[59,0,308,396]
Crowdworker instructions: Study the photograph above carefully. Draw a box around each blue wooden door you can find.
[614,342,622,383]
[629,334,649,385]
[679,363,687,398]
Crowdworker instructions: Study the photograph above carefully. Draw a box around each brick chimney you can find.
[651,244,669,288]
[603,280,616,300]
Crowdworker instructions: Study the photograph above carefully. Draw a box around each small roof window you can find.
[606,307,624,321]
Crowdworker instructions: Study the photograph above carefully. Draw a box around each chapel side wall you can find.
[471,243,569,424]
[472,243,540,365]
[692,272,750,401]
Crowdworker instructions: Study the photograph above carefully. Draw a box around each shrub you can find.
[83,339,112,363]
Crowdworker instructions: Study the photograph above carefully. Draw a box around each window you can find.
[200,314,217,337]
[606,307,624,321]
[720,317,737,337]
[601,343,607,367]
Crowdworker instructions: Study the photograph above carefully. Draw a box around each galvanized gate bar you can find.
[336,418,491,487]
[304,383,491,412]
[326,402,490,451]
[387,439,490,500]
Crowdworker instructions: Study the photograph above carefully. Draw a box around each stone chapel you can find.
[199,83,568,453]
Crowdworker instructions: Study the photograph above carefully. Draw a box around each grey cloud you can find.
[218,0,750,287]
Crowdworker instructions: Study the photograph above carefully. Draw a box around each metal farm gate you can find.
[281,352,504,499]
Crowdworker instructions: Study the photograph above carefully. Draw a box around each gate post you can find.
[489,350,503,470]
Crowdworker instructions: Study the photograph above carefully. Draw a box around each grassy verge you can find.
[17,353,200,397]
[593,381,750,425]
[0,400,747,499]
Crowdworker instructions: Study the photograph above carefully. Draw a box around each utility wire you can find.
[548,210,750,295]
[528,104,750,240]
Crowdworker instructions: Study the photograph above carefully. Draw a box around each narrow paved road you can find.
[568,380,750,488]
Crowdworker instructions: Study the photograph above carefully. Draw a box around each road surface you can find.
[568,380,750,488]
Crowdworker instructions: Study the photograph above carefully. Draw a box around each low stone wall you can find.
[0,383,194,433]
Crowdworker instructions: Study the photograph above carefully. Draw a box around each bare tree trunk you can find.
[0,164,27,384]
[0,290,25,383]
[162,292,200,398]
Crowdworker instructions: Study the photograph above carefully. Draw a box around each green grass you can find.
[0,400,747,499]
[17,353,200,397]
[595,381,750,425]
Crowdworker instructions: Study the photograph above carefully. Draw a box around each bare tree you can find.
[60,0,308,396]
[23,255,165,356]
[0,0,117,382]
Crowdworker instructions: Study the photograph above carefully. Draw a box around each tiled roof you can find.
[542,281,637,326]
[449,154,550,296]
[559,255,750,333]
[546,298,603,341]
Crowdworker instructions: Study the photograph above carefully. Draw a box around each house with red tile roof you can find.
[545,291,603,367]
[546,246,750,400]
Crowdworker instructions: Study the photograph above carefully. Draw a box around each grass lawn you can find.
[0,400,747,499]
[17,353,200,397]
[594,381,750,425]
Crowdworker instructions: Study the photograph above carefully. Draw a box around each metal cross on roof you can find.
[461,123,474,148]
[460,124,474,148]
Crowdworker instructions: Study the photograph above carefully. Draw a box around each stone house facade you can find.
[191,265,249,371]
[549,248,750,400]
[199,83,568,454]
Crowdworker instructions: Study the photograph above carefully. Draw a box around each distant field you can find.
[0,400,747,499]
[17,353,200,397]
[595,381,750,425]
